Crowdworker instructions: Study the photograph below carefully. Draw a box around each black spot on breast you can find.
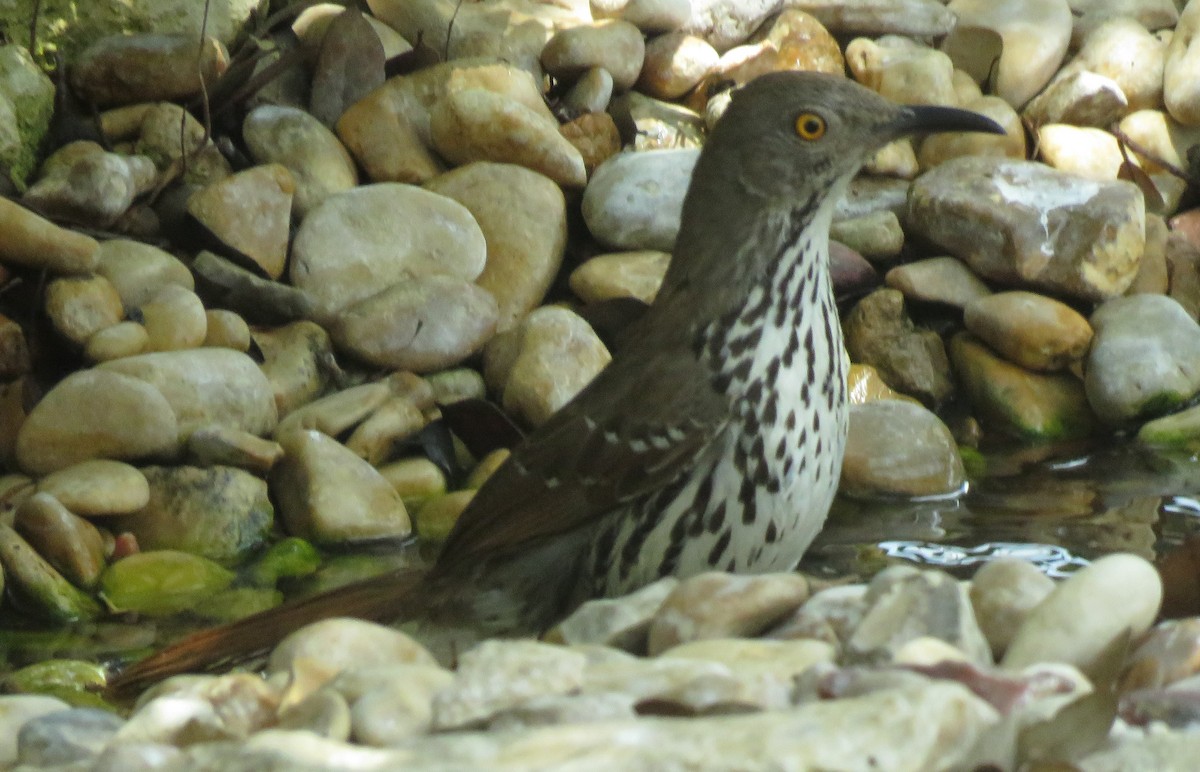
[775,435,788,460]
[786,410,797,430]
[765,520,778,542]
[708,529,731,565]
[707,501,727,531]
[746,379,763,406]
[762,394,777,426]
[783,328,800,367]
[767,357,781,382]
[805,327,816,371]
[739,478,758,524]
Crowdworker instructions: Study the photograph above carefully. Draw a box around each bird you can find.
[107,71,1004,695]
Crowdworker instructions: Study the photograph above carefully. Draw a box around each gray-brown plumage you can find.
[109,72,1004,695]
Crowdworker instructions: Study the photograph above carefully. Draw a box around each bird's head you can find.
[695,70,1006,207]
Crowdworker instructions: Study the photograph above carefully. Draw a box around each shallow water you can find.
[807,439,1200,580]
[6,438,1200,676]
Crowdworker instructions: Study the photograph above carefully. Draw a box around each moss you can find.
[0,44,54,188]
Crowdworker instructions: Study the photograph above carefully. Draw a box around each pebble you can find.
[830,209,904,262]
[847,566,992,665]
[95,238,194,309]
[15,369,179,474]
[0,523,101,621]
[907,157,1146,302]
[44,274,125,345]
[560,110,623,175]
[139,284,207,351]
[0,196,99,274]
[484,306,612,427]
[14,492,106,588]
[541,20,646,92]
[254,321,334,416]
[112,465,272,562]
[710,9,845,88]
[569,249,671,304]
[604,0,691,33]
[968,558,1056,658]
[429,88,586,188]
[1002,553,1162,677]
[1052,16,1166,114]
[99,348,278,437]
[186,163,295,280]
[883,256,992,309]
[203,309,252,351]
[425,162,567,332]
[841,400,966,498]
[16,707,124,766]
[1036,123,1123,180]
[274,381,391,439]
[186,424,284,474]
[331,276,499,372]
[949,332,1096,440]
[270,429,411,544]
[23,143,156,227]
[267,617,437,681]
[638,33,719,100]
[647,571,809,655]
[581,148,699,251]
[610,91,707,150]
[846,35,957,106]
[242,105,359,218]
[963,291,1094,371]
[843,288,954,407]
[292,4,413,60]
[1023,70,1128,128]
[339,664,454,744]
[1085,293,1200,423]
[548,576,678,652]
[563,66,614,114]
[0,695,71,767]
[36,459,150,516]
[69,33,229,106]
[344,397,428,466]
[947,0,1072,108]
[290,183,486,316]
[1165,0,1200,125]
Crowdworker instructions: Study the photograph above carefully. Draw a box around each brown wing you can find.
[434,343,727,573]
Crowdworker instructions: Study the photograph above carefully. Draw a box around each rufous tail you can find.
[105,566,429,699]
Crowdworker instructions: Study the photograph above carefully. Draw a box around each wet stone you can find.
[843,288,954,407]
[963,291,1094,372]
[268,618,438,682]
[16,707,124,767]
[647,572,810,656]
[14,492,106,588]
[841,400,966,498]
[968,558,1057,659]
[271,429,411,544]
[341,664,455,746]
[1085,294,1200,424]
[884,257,992,309]
[112,465,273,563]
[548,576,679,653]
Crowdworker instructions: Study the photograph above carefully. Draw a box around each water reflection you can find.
[805,441,1200,581]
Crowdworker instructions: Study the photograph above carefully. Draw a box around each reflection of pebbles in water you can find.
[878,540,1090,578]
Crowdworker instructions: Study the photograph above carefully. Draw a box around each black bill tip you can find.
[893,104,1007,137]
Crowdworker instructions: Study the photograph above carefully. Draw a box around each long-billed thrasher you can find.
[108,71,1004,694]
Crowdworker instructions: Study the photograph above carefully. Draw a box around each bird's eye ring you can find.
[795,112,826,141]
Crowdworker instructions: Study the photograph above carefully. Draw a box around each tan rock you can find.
[186,424,284,475]
[963,291,1094,371]
[95,238,194,309]
[332,276,499,372]
[846,36,956,106]
[0,197,99,274]
[917,95,1025,170]
[140,285,208,352]
[36,459,150,516]
[638,32,719,100]
[1036,124,1123,180]
[16,369,179,474]
[430,88,586,187]
[426,162,567,331]
[884,257,992,310]
[44,275,125,345]
[99,348,278,437]
[15,492,106,588]
[842,401,965,498]
[271,429,411,544]
[243,105,359,218]
[559,111,622,176]
[290,183,487,315]
[254,321,336,417]
[570,250,670,304]
[85,321,148,362]
[203,309,251,351]
[484,306,611,427]
[541,20,646,91]
[70,34,229,107]
[186,163,295,279]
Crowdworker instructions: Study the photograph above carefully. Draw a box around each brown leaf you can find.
[309,9,385,128]
[1118,159,1165,211]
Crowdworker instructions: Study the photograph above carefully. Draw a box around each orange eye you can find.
[795,112,826,141]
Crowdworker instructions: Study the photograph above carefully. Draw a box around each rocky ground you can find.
[2,0,1200,769]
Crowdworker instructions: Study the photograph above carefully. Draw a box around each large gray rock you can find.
[906,157,1145,302]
